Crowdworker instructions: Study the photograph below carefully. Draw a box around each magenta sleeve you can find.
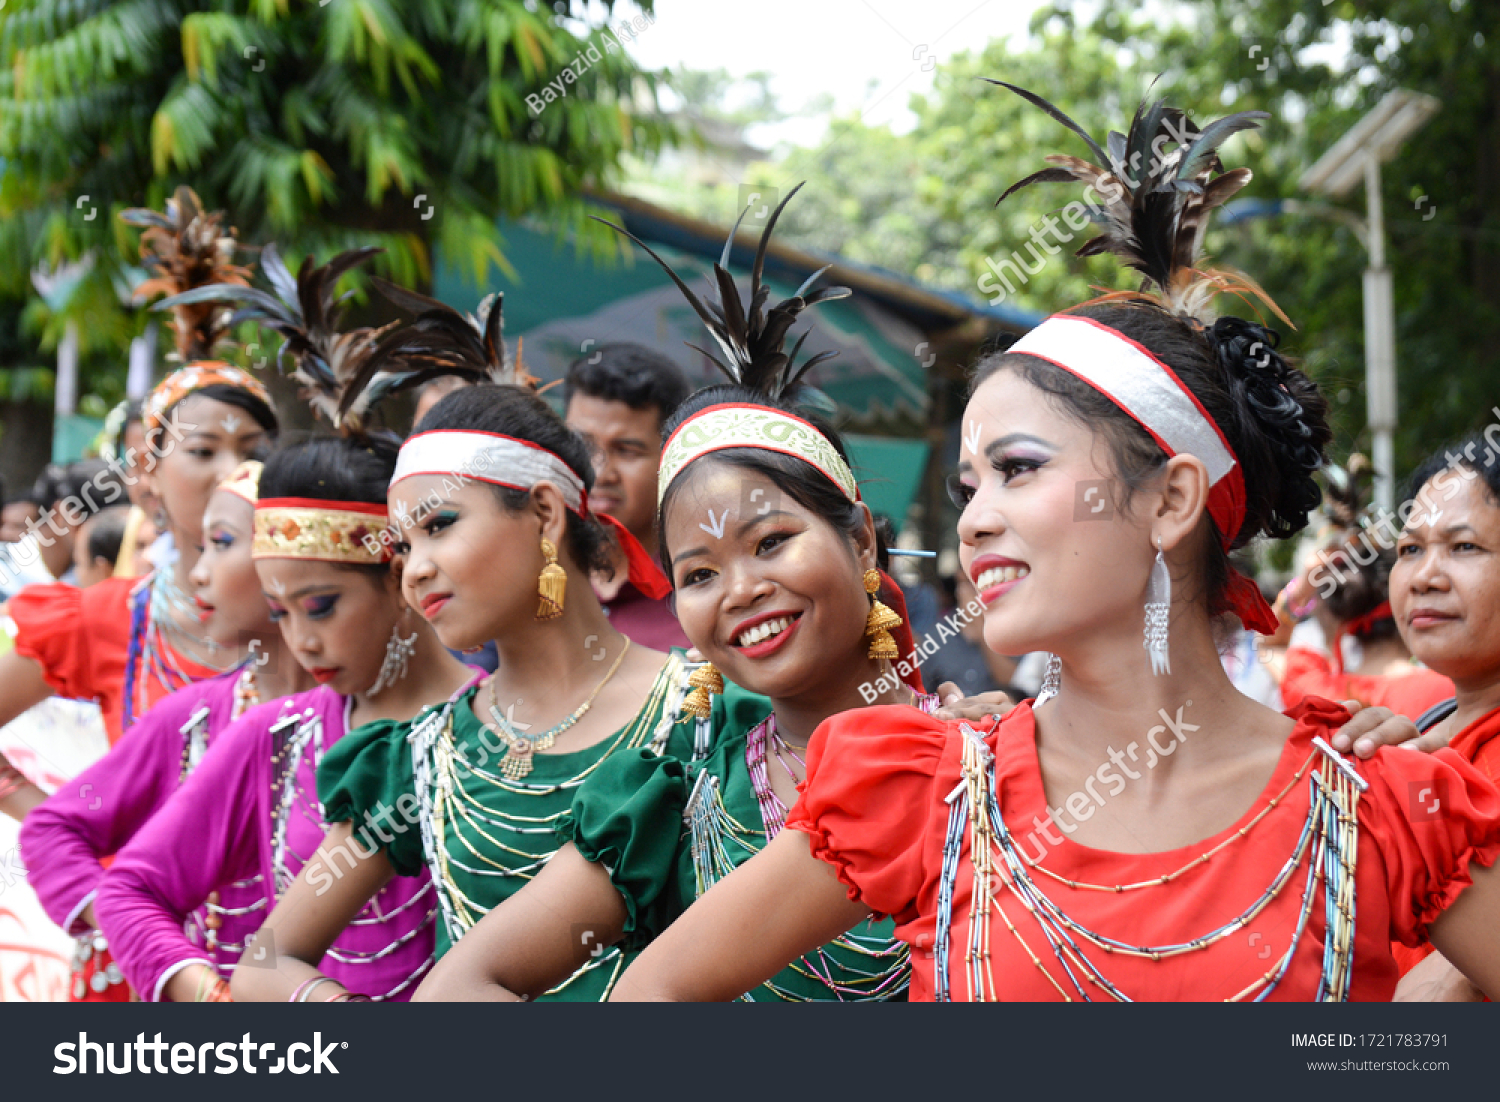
[21,682,225,934]
[94,710,265,1000]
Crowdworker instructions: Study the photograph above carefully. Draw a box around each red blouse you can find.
[10,576,218,746]
[1281,645,1454,721]
[1391,705,1500,978]
[787,698,1500,1001]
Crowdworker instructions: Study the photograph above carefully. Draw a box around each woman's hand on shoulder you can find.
[932,682,1016,723]
[1327,701,1445,759]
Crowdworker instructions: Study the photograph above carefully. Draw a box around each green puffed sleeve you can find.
[558,674,772,949]
[318,715,426,877]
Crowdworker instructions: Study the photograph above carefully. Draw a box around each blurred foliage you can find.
[643,0,1497,480]
[0,0,677,404]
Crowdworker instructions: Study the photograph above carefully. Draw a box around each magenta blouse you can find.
[93,686,436,1001]
[22,670,246,944]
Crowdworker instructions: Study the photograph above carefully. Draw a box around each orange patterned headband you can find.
[252,498,392,565]
[143,362,273,441]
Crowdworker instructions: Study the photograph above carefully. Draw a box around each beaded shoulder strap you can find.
[178,703,214,782]
[933,723,1365,1003]
[407,680,486,948]
[268,706,323,896]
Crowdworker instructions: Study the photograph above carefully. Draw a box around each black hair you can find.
[1405,431,1500,512]
[29,464,67,510]
[564,343,691,427]
[972,303,1331,618]
[415,384,614,575]
[55,459,131,523]
[259,432,402,578]
[148,382,279,450]
[1321,539,1398,641]
[84,506,130,568]
[656,385,887,579]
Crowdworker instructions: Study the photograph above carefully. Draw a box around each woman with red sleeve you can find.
[603,87,1500,1002]
[0,190,278,822]
[1387,432,1500,998]
[1281,540,1454,719]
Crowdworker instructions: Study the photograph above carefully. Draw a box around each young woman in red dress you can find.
[605,88,1500,1002]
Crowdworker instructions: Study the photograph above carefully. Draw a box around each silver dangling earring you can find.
[368,620,419,696]
[1036,654,1062,706]
[1144,536,1171,676]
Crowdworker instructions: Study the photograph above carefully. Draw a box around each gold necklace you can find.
[481,637,632,779]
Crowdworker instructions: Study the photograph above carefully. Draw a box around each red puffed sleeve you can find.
[1359,744,1500,946]
[785,704,949,924]
[10,577,135,742]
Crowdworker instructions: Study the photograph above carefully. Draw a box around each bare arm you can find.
[414,843,627,1002]
[0,651,63,820]
[1393,950,1485,1002]
[1426,858,1500,1000]
[229,821,395,1002]
[609,828,872,1002]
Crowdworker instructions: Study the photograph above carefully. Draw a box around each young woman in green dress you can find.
[413,193,936,1001]
[231,294,684,1002]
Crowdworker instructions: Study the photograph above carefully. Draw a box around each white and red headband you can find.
[391,429,670,599]
[1009,314,1277,634]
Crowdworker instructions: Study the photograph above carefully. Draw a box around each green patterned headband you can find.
[657,403,859,506]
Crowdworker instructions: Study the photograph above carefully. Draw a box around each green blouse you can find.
[559,678,912,1002]
[319,652,688,1000]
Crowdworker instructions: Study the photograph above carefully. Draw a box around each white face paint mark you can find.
[270,577,287,596]
[220,413,242,433]
[699,508,728,539]
[963,419,982,456]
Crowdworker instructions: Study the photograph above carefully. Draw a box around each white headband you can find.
[1009,315,1238,490]
[391,430,586,514]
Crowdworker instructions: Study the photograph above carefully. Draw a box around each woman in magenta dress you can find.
[604,87,1500,1002]
[21,461,319,997]
[94,432,476,1001]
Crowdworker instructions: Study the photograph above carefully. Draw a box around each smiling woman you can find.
[597,86,1500,1004]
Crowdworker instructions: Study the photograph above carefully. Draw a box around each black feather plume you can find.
[590,181,851,399]
[987,79,1287,325]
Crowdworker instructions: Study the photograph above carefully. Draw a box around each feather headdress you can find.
[154,244,401,432]
[330,281,536,422]
[121,186,253,362]
[591,181,851,399]
[989,80,1287,326]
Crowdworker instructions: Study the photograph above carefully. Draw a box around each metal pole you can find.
[1363,153,1397,514]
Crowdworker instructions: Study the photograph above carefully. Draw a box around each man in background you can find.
[564,342,690,650]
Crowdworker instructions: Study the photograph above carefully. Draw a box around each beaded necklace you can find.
[263,696,436,999]
[933,722,1363,1002]
[122,571,234,731]
[682,693,939,1002]
[410,656,682,983]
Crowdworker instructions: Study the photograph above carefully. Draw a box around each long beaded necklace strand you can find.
[934,722,1363,1002]
[683,693,939,1002]
[410,656,683,996]
[482,639,632,780]
[263,699,436,999]
[193,664,261,954]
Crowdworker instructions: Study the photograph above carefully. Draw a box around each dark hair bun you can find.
[1207,316,1329,541]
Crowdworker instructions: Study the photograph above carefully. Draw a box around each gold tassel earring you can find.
[537,537,567,620]
[864,568,901,660]
[682,663,723,719]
